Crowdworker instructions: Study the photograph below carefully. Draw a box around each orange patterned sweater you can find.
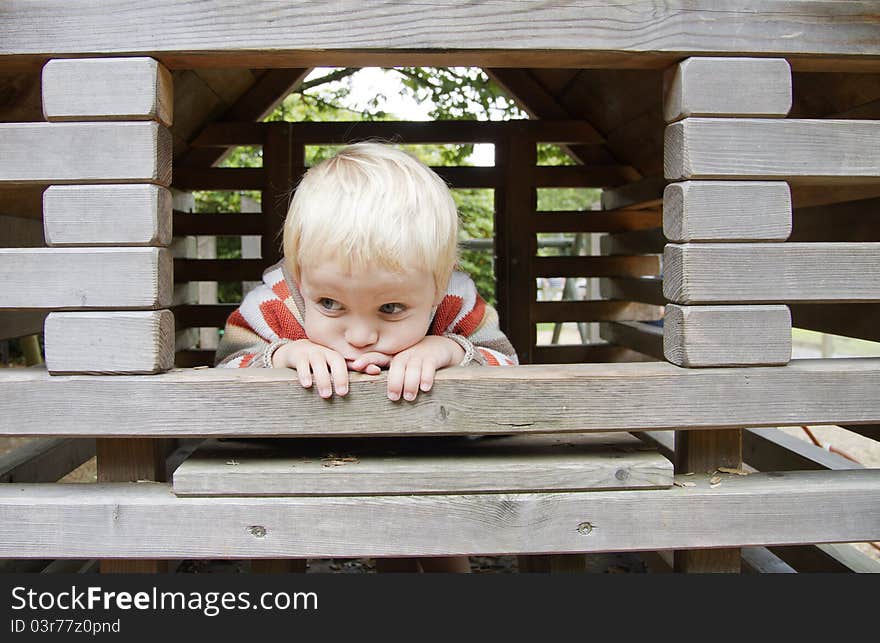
[215,260,519,369]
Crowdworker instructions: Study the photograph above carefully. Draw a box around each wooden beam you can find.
[600,176,665,210]
[172,167,264,190]
[44,184,172,247]
[663,304,792,367]
[743,427,862,472]
[3,359,880,437]
[663,181,792,242]
[790,197,880,242]
[599,228,665,255]
[42,57,173,127]
[531,344,656,364]
[665,118,880,182]
[1,470,878,558]
[532,301,661,323]
[0,122,171,186]
[0,248,172,310]
[663,57,792,123]
[599,277,666,306]
[534,209,661,233]
[598,321,664,361]
[173,212,264,236]
[0,438,95,483]
[534,255,660,278]
[174,258,265,282]
[44,311,174,374]
[664,242,880,304]
[790,303,880,343]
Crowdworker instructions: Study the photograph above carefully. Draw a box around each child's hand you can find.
[384,336,465,402]
[272,339,349,398]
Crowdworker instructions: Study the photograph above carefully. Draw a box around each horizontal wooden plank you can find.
[173,432,673,496]
[175,349,216,368]
[663,242,880,304]
[841,424,879,441]
[0,248,172,309]
[0,122,171,186]
[1,470,877,557]
[663,181,792,242]
[193,120,604,146]
[534,165,629,188]
[600,176,665,211]
[172,167,264,191]
[44,184,172,246]
[665,118,880,182]
[44,310,175,374]
[534,209,662,233]
[4,2,879,66]
[174,258,266,282]
[743,427,861,473]
[42,57,173,127]
[172,304,236,329]
[598,321,664,361]
[0,310,47,340]
[0,438,95,483]
[769,542,880,574]
[2,359,880,437]
[790,197,880,242]
[530,344,655,364]
[790,303,880,343]
[599,227,665,255]
[663,57,792,122]
[532,300,662,323]
[534,255,660,278]
[663,304,792,367]
[599,277,667,306]
[0,214,44,247]
[173,212,263,236]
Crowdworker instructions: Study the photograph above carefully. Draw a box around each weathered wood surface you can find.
[530,344,655,365]
[599,277,666,306]
[0,438,95,483]
[664,304,792,367]
[2,359,880,437]
[1,470,877,558]
[45,310,174,374]
[42,57,173,127]
[43,185,172,246]
[4,2,880,69]
[0,248,172,309]
[534,255,661,278]
[599,228,665,255]
[663,181,791,242]
[534,209,661,233]
[665,118,880,182]
[598,321,664,361]
[663,57,792,122]
[664,242,880,304]
[743,427,862,472]
[173,433,673,496]
[531,300,662,323]
[0,122,171,185]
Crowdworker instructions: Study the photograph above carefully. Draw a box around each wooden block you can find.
[663,57,791,123]
[172,433,673,497]
[663,242,880,304]
[0,122,171,186]
[598,321,664,360]
[664,118,880,182]
[663,181,792,242]
[43,184,172,246]
[3,360,880,437]
[45,310,174,374]
[664,304,791,367]
[42,57,173,127]
[0,247,172,309]
[0,470,877,558]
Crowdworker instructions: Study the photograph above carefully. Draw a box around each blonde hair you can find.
[283,142,459,293]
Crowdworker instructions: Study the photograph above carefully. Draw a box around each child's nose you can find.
[345,323,378,348]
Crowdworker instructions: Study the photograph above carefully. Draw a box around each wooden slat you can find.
[598,321,664,360]
[743,427,862,472]
[262,123,296,267]
[790,197,880,242]
[3,359,880,437]
[0,186,44,220]
[173,432,673,496]
[790,303,880,343]
[1,470,878,558]
[0,122,171,186]
[172,167,264,190]
[663,57,792,123]
[600,176,666,211]
[534,209,661,233]
[534,255,660,278]
[534,165,630,188]
[531,344,656,364]
[741,547,796,574]
[5,3,880,67]
[44,184,172,246]
[172,304,236,329]
[172,212,264,236]
[44,310,174,374]
[0,311,48,341]
[0,248,172,309]
[174,258,265,282]
[599,277,666,306]
[841,424,879,441]
[663,304,792,367]
[770,543,880,574]
[0,438,95,483]
[663,180,792,242]
[42,57,173,127]
[0,214,44,247]
[174,349,216,368]
[664,242,880,304]
[665,118,880,182]
[532,300,662,323]
[599,227,665,255]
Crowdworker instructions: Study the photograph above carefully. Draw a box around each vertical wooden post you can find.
[261,123,296,268]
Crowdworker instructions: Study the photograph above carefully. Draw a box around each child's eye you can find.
[319,298,342,311]
[379,303,405,314]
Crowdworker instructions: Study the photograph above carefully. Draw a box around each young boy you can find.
[214,142,518,572]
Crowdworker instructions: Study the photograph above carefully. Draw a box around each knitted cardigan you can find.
[214,260,519,369]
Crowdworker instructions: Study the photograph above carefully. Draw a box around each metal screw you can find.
[577,522,594,535]
[248,525,267,538]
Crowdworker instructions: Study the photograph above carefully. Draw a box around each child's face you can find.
[298,260,442,360]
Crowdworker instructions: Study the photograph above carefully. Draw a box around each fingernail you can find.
[319,388,330,397]
[420,382,431,392]
[388,392,400,401]
[337,386,348,396]
[404,392,415,401]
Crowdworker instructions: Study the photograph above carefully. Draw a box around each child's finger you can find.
[401,357,423,401]
[295,357,313,388]
[386,357,405,401]
[419,360,437,392]
[309,354,333,399]
[365,364,381,375]
[326,351,349,396]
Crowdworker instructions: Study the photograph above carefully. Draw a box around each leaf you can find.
[718,466,750,476]
[674,480,696,488]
